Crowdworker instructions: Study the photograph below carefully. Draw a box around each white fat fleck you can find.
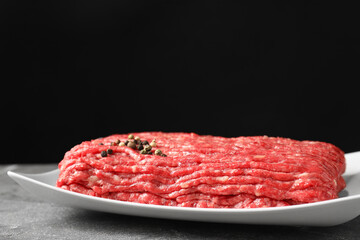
[254,190,261,197]
[254,185,263,196]
[180,183,189,188]
[216,176,229,182]
[88,176,98,183]
[298,172,309,178]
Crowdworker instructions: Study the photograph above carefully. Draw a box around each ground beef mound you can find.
[56,132,346,208]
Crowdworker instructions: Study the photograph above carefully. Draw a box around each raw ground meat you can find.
[56,132,346,208]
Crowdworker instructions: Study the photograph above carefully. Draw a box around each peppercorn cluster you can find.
[99,134,167,157]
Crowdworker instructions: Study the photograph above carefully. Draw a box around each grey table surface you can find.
[1,164,360,240]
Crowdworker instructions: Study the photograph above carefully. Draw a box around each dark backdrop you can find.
[2,1,359,164]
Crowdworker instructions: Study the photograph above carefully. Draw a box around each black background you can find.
[2,1,359,164]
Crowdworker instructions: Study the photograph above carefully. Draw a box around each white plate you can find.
[7,151,360,226]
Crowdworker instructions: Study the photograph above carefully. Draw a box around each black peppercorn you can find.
[127,141,136,149]
[134,136,141,144]
[144,145,152,152]
[100,151,107,157]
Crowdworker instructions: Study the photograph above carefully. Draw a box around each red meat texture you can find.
[56,132,346,208]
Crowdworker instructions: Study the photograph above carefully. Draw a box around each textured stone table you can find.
[1,164,360,240]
